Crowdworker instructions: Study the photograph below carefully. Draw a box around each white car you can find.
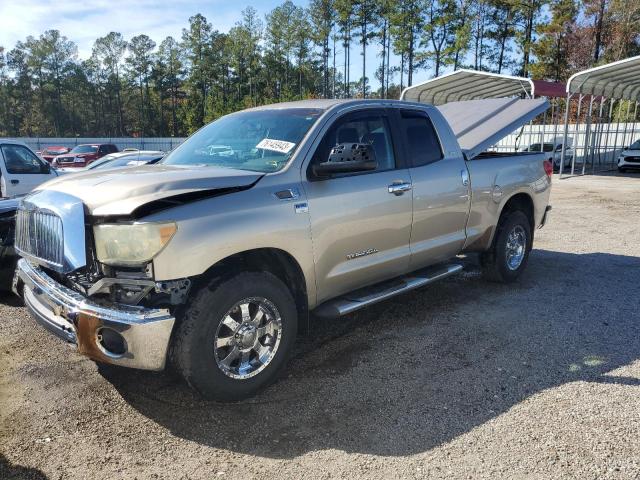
[56,150,165,174]
[618,140,640,172]
[521,143,574,171]
[0,140,58,197]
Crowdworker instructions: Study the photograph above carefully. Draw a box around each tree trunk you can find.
[408,29,414,87]
[381,20,387,99]
[362,21,367,98]
[593,0,605,62]
[332,30,337,98]
[522,0,535,77]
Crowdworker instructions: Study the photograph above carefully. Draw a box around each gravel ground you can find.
[1,173,640,479]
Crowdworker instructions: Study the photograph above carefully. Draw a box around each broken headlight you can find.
[93,222,177,266]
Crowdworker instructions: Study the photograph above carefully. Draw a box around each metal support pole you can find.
[602,100,615,171]
[589,97,603,173]
[610,101,623,168]
[582,96,595,175]
[571,94,584,175]
[539,109,547,152]
[629,102,639,147]
[551,99,560,171]
[620,101,632,154]
[559,93,573,178]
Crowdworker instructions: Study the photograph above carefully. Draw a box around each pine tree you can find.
[531,0,578,82]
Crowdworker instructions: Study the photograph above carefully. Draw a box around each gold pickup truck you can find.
[14,98,552,400]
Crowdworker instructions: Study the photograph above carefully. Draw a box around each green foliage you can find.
[530,0,578,82]
[0,0,638,137]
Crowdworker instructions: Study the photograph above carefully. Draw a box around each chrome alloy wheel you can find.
[213,297,282,379]
[505,225,527,271]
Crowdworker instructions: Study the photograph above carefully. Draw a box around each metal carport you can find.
[400,69,534,105]
[560,55,640,176]
[400,70,560,156]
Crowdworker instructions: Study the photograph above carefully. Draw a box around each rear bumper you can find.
[16,258,175,370]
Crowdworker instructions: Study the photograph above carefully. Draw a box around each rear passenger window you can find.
[400,111,443,167]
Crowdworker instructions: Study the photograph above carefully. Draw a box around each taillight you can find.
[543,160,553,179]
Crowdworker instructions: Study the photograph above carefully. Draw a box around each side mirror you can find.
[312,143,378,177]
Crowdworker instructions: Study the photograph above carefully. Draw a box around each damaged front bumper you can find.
[16,258,175,370]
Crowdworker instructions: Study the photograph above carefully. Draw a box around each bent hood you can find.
[38,164,263,216]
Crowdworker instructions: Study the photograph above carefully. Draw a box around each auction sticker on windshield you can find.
[256,138,296,154]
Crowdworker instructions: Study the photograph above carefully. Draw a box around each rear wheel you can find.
[481,210,532,283]
[172,271,297,401]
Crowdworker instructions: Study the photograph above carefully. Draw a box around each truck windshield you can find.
[70,145,98,154]
[162,108,323,173]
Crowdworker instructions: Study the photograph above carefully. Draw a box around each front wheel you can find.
[481,210,532,283]
[171,271,297,401]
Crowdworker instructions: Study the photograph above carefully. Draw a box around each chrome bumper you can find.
[16,259,175,370]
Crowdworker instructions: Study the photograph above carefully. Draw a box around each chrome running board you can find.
[313,263,463,318]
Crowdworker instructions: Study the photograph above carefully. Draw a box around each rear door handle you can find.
[388,182,412,195]
[10,180,19,185]
[461,169,469,186]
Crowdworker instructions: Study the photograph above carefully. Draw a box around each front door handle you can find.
[10,179,19,185]
[388,182,412,196]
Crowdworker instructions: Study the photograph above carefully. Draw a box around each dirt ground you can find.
[1,172,640,480]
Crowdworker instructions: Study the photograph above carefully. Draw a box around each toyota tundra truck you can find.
[14,98,552,400]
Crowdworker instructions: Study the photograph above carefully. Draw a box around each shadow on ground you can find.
[100,248,640,459]
[0,454,48,479]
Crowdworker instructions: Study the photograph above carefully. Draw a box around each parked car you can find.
[51,143,118,169]
[13,98,552,401]
[617,140,640,172]
[0,197,19,290]
[521,142,574,171]
[39,146,71,163]
[57,151,165,173]
[0,140,59,197]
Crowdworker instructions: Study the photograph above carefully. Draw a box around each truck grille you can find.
[15,209,64,268]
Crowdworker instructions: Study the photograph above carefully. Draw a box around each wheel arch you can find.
[190,247,310,333]
[492,192,535,249]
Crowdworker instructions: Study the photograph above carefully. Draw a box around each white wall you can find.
[1,137,187,152]
[494,122,640,163]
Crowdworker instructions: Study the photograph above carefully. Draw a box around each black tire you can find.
[171,271,297,401]
[481,210,532,283]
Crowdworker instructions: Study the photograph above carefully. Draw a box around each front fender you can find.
[147,179,317,307]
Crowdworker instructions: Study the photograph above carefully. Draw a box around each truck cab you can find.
[0,141,58,197]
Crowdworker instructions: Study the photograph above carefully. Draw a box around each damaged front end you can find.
[14,166,263,369]
[17,258,175,370]
[13,191,197,370]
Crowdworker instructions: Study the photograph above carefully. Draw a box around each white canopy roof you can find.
[400,69,534,106]
[437,97,549,159]
[566,55,640,101]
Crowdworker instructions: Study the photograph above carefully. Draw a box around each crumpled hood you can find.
[37,164,263,216]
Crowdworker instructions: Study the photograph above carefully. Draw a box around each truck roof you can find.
[248,98,425,111]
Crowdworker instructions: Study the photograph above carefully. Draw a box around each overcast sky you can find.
[0,0,469,89]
